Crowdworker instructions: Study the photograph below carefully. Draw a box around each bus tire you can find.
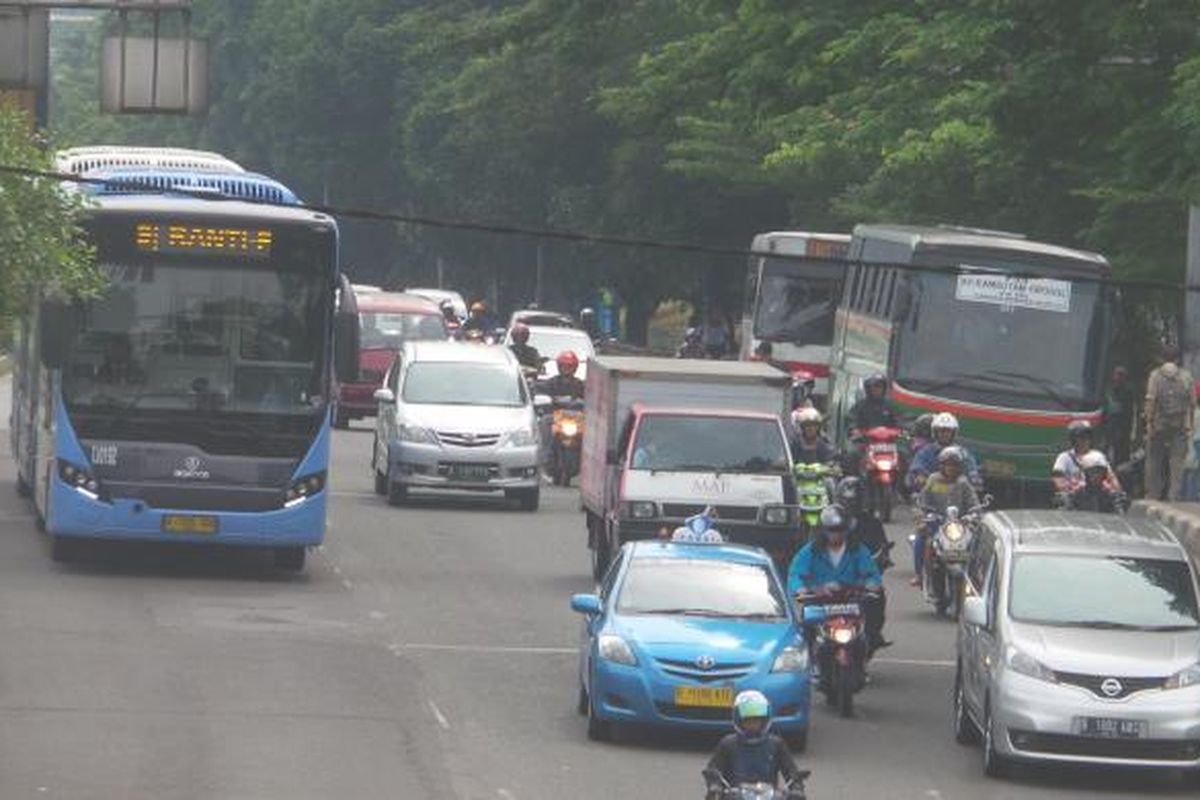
[15,472,31,498]
[274,546,306,572]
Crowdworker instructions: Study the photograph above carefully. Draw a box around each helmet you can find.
[834,476,863,515]
[794,407,822,427]
[1066,420,1094,445]
[863,373,889,393]
[469,301,487,315]
[685,326,702,343]
[931,412,959,433]
[511,322,530,344]
[556,350,580,376]
[1080,450,1110,473]
[938,446,965,467]
[732,690,772,742]
[439,299,457,316]
[793,369,816,389]
[818,505,849,538]
[579,307,596,323]
[912,413,935,439]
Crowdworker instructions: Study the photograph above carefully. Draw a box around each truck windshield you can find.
[630,415,789,473]
[754,257,843,345]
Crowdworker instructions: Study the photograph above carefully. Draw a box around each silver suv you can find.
[371,341,540,510]
[954,510,1200,777]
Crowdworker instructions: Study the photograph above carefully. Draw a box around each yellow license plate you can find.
[674,686,734,708]
[161,514,219,535]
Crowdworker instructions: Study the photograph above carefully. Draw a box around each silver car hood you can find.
[399,402,533,434]
[1010,621,1200,677]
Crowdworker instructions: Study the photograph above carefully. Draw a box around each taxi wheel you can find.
[386,465,408,507]
[576,684,588,716]
[586,692,612,742]
[51,536,79,563]
[274,546,306,572]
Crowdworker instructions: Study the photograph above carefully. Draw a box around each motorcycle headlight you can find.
[831,626,855,645]
[875,459,894,471]
[598,634,637,666]
[398,424,438,445]
[285,472,326,506]
[559,419,580,438]
[771,645,809,673]
[506,427,537,447]
[944,522,964,542]
[763,506,790,525]
[1165,662,1200,690]
[627,501,657,519]
[1006,646,1057,684]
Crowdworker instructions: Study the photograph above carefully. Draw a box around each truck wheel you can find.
[590,523,611,582]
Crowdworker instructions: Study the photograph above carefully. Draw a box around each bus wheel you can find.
[51,536,79,563]
[15,473,31,498]
[274,546,306,572]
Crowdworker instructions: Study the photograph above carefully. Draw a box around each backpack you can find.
[1152,367,1193,435]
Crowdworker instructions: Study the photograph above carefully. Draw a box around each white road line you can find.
[497,790,516,800]
[331,490,379,498]
[367,610,387,620]
[875,657,955,668]
[427,699,450,730]
[341,578,354,590]
[398,642,576,655]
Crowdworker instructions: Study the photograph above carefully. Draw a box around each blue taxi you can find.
[570,538,811,748]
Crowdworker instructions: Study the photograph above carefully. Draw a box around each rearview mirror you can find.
[334,311,360,383]
[38,300,78,370]
[570,593,602,616]
[373,388,395,404]
[962,595,987,628]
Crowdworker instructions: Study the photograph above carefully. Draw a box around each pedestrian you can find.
[1104,365,1133,468]
[1143,345,1194,500]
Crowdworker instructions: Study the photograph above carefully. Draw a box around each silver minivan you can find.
[955,510,1200,778]
[371,341,541,510]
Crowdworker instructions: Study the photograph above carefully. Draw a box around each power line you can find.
[0,162,1194,293]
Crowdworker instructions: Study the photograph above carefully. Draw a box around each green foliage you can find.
[0,105,101,321]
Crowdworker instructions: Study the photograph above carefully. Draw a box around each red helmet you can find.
[556,350,580,376]
[511,322,530,344]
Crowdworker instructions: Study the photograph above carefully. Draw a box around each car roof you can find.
[527,324,591,338]
[987,510,1187,560]
[404,340,518,366]
[628,403,780,421]
[627,539,775,567]
[356,292,442,314]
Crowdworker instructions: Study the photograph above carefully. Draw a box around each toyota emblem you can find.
[1100,677,1123,698]
[695,655,716,670]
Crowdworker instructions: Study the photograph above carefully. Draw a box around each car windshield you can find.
[754,257,843,345]
[360,311,446,348]
[631,415,789,473]
[402,362,525,406]
[1009,554,1200,630]
[617,557,786,619]
[527,329,594,359]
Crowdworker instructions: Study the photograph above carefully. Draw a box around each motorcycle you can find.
[550,397,586,486]
[792,461,839,540]
[857,426,902,522]
[920,502,987,617]
[799,587,876,718]
[703,770,810,800]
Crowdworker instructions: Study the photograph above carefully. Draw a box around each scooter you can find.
[920,502,986,617]
[703,770,810,800]
[549,398,585,486]
[858,426,902,522]
[792,461,838,540]
[799,587,877,718]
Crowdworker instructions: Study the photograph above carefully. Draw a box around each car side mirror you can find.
[570,593,602,616]
[373,388,395,404]
[39,299,78,369]
[334,311,360,383]
[962,595,987,628]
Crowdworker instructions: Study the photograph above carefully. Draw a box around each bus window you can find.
[752,257,843,345]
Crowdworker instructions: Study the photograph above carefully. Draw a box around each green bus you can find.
[827,225,1115,503]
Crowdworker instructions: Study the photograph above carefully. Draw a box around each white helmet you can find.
[793,407,823,427]
[931,412,959,432]
[1079,450,1110,472]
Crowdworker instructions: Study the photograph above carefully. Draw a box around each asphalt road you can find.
[0,397,1195,798]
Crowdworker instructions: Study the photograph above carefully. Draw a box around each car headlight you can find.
[771,645,809,673]
[1006,646,1057,683]
[597,634,637,666]
[506,427,537,447]
[763,506,790,525]
[1165,662,1200,690]
[285,472,326,506]
[398,424,438,444]
[627,501,657,519]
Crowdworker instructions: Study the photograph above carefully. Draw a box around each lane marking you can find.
[332,565,342,575]
[875,657,955,668]
[332,490,380,499]
[367,610,387,620]
[341,578,354,590]
[398,642,576,655]
[427,699,450,730]
[498,790,516,800]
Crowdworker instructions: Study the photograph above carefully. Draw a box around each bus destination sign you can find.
[134,222,274,259]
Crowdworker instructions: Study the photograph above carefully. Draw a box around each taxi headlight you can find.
[771,645,809,673]
[598,634,637,666]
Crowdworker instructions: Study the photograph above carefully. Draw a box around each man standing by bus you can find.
[1144,345,1194,500]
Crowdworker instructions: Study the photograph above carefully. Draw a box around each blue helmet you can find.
[732,690,772,742]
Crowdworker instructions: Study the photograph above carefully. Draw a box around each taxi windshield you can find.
[617,558,786,619]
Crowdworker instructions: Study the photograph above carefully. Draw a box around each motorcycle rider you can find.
[834,476,891,650]
[461,300,491,334]
[1053,420,1119,495]
[791,370,817,411]
[914,447,980,587]
[439,300,461,337]
[848,374,899,434]
[907,413,982,492]
[1067,451,1127,513]
[703,690,806,800]
[536,350,586,400]
[676,327,706,359]
[790,408,837,465]
[507,323,543,370]
[578,307,603,344]
[788,505,885,653]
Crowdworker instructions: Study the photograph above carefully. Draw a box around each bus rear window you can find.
[754,258,843,345]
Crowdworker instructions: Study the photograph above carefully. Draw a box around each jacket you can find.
[850,397,898,431]
[790,435,837,465]
[786,539,882,599]
[705,733,802,789]
[908,442,981,490]
[918,473,980,517]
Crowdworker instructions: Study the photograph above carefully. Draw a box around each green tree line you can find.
[46,0,1200,338]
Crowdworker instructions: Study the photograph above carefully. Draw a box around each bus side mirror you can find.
[39,301,78,370]
[334,311,360,383]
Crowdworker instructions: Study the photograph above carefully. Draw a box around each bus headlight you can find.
[285,472,326,506]
[58,459,103,499]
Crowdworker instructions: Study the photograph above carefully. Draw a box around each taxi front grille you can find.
[655,657,754,683]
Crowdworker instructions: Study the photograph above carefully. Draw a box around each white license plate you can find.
[1077,717,1145,739]
[450,464,491,479]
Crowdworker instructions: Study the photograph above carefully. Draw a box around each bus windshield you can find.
[63,259,328,416]
[893,271,1107,410]
[753,257,843,345]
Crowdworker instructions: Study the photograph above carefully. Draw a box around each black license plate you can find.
[1078,717,1144,739]
[450,463,492,480]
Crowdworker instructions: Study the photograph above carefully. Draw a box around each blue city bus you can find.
[10,148,357,569]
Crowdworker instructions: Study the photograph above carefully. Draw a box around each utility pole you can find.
[436,256,445,289]
[535,242,545,306]
[1185,206,1200,377]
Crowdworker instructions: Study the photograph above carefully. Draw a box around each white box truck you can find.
[580,356,796,579]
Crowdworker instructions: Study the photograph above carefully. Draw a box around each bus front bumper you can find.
[48,476,326,547]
